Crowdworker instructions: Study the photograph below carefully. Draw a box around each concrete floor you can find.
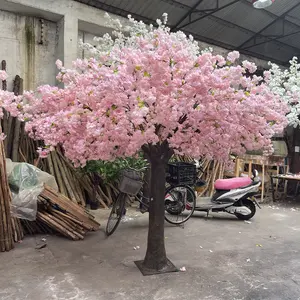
[1,204,300,300]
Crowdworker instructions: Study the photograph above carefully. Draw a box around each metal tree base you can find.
[134,259,178,276]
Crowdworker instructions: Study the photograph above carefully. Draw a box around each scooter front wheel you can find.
[164,185,196,225]
[234,198,256,220]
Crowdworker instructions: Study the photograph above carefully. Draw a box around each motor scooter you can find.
[194,169,261,220]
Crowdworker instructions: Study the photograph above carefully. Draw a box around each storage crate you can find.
[167,162,196,185]
[118,169,143,196]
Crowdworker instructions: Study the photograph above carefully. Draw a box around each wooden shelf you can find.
[235,155,287,201]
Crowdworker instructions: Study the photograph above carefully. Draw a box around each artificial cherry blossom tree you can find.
[265,58,300,172]
[0,14,287,273]
[265,57,300,128]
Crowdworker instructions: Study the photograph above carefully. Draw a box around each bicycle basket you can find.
[167,162,196,185]
[118,169,143,196]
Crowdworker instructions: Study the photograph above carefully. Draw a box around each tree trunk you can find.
[285,126,300,173]
[290,126,300,173]
[142,164,151,200]
[139,141,176,274]
[140,163,151,213]
[285,126,300,196]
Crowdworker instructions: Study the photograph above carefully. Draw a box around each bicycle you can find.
[105,162,197,236]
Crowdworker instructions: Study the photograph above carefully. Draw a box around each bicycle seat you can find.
[214,177,252,190]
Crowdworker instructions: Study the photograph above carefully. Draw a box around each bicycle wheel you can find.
[164,185,196,225]
[106,193,126,236]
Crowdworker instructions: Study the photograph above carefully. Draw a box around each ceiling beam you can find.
[167,0,300,53]
[171,0,205,29]
[242,29,300,51]
[240,0,300,31]
[75,0,155,24]
[78,0,300,54]
[163,0,218,13]
[186,30,288,66]
[169,0,300,32]
[237,2,300,50]
[176,0,240,30]
[173,1,300,54]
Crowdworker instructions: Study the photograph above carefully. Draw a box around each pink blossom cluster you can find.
[0,25,287,166]
[0,70,8,81]
[36,147,51,158]
[0,87,23,119]
[0,133,6,141]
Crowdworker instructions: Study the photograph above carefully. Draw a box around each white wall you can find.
[0,10,56,91]
[78,31,96,59]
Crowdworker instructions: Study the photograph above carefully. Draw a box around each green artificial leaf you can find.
[83,153,148,184]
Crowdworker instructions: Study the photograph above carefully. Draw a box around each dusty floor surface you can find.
[1,204,300,300]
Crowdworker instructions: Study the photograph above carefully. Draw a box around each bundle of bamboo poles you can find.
[22,185,100,240]
[197,159,226,197]
[11,217,23,244]
[0,132,14,251]
[15,128,115,208]
[0,128,24,252]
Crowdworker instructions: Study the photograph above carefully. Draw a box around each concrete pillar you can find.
[56,14,78,69]
[23,16,36,90]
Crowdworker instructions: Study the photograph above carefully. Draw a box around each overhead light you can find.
[253,0,274,9]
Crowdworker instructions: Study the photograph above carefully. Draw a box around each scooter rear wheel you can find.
[164,185,196,225]
[235,198,256,220]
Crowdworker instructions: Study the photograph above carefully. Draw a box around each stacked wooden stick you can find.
[45,149,114,209]
[0,133,14,251]
[197,159,226,197]
[0,130,24,252]
[22,185,100,240]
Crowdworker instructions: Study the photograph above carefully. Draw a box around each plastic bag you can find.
[6,159,58,191]
[6,160,58,221]
[8,163,41,221]
[9,163,39,192]
[10,188,41,221]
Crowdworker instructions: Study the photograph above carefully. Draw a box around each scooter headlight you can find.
[253,176,261,182]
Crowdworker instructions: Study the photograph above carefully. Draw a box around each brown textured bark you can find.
[141,141,174,272]
[283,126,300,195]
[143,167,151,198]
[0,126,14,251]
[289,127,300,174]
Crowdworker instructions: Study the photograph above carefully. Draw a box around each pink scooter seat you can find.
[214,177,252,190]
